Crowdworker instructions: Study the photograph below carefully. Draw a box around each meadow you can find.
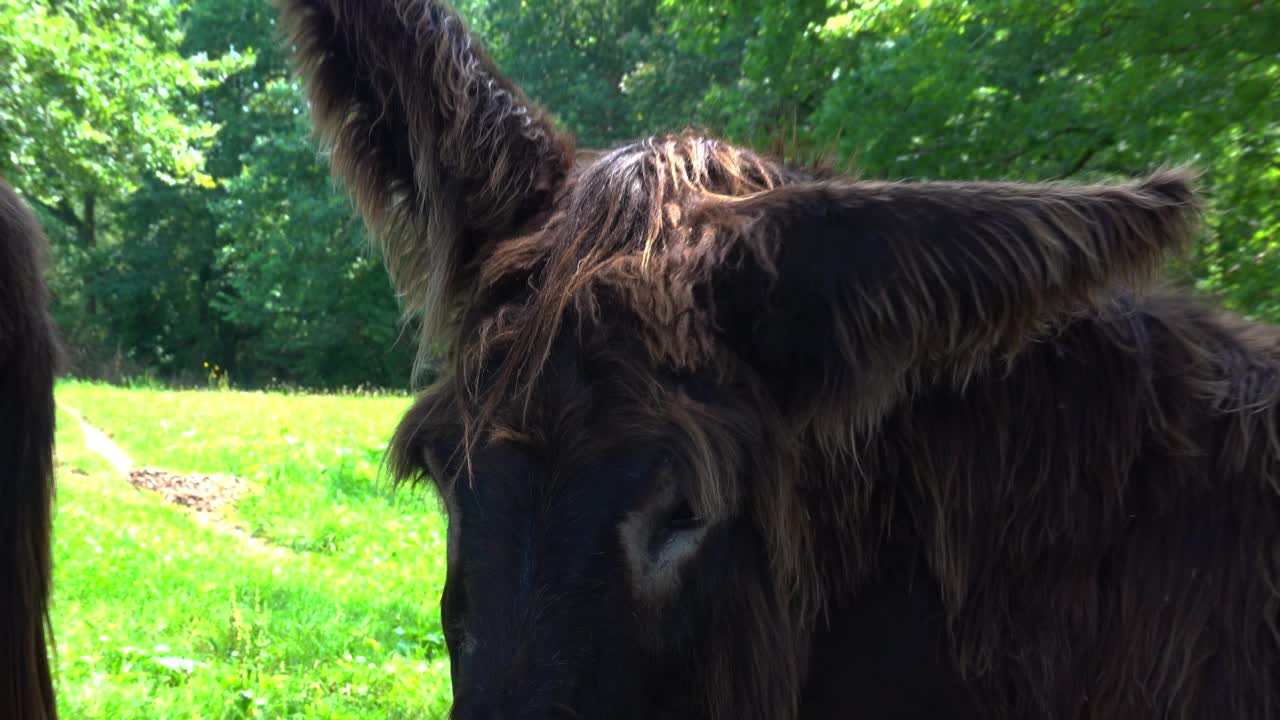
[50,381,452,719]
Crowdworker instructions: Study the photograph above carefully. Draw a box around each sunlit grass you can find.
[51,381,451,719]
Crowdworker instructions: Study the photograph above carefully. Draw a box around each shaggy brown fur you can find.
[279,1,1280,718]
[0,176,60,720]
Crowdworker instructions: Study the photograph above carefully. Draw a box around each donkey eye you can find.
[659,499,703,534]
[648,497,707,564]
[620,482,712,597]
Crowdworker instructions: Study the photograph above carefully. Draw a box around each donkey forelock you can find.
[461,136,791,437]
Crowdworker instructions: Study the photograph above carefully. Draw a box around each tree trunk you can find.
[80,192,96,316]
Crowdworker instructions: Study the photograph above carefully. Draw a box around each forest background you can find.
[2,0,1276,391]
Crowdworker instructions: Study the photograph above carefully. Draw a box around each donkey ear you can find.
[698,170,1201,428]
[277,0,575,343]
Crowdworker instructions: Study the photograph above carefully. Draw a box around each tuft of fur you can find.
[0,177,61,720]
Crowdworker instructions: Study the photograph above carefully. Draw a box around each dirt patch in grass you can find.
[126,467,246,514]
[62,400,287,558]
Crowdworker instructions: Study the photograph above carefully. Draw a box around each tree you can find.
[0,0,250,377]
[111,0,416,388]
[0,0,249,253]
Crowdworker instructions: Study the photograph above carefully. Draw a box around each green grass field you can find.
[51,381,452,719]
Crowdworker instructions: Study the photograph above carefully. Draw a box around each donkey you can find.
[0,177,60,720]
[278,1,1280,718]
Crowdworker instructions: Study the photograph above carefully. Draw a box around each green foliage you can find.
[0,0,249,203]
[2,0,416,389]
[459,0,707,146]
[53,382,451,719]
[208,78,414,389]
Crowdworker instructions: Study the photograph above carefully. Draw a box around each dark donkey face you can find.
[393,332,790,720]
[279,1,1200,717]
[438,438,703,719]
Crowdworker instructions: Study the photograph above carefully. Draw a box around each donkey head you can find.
[279,2,1202,718]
